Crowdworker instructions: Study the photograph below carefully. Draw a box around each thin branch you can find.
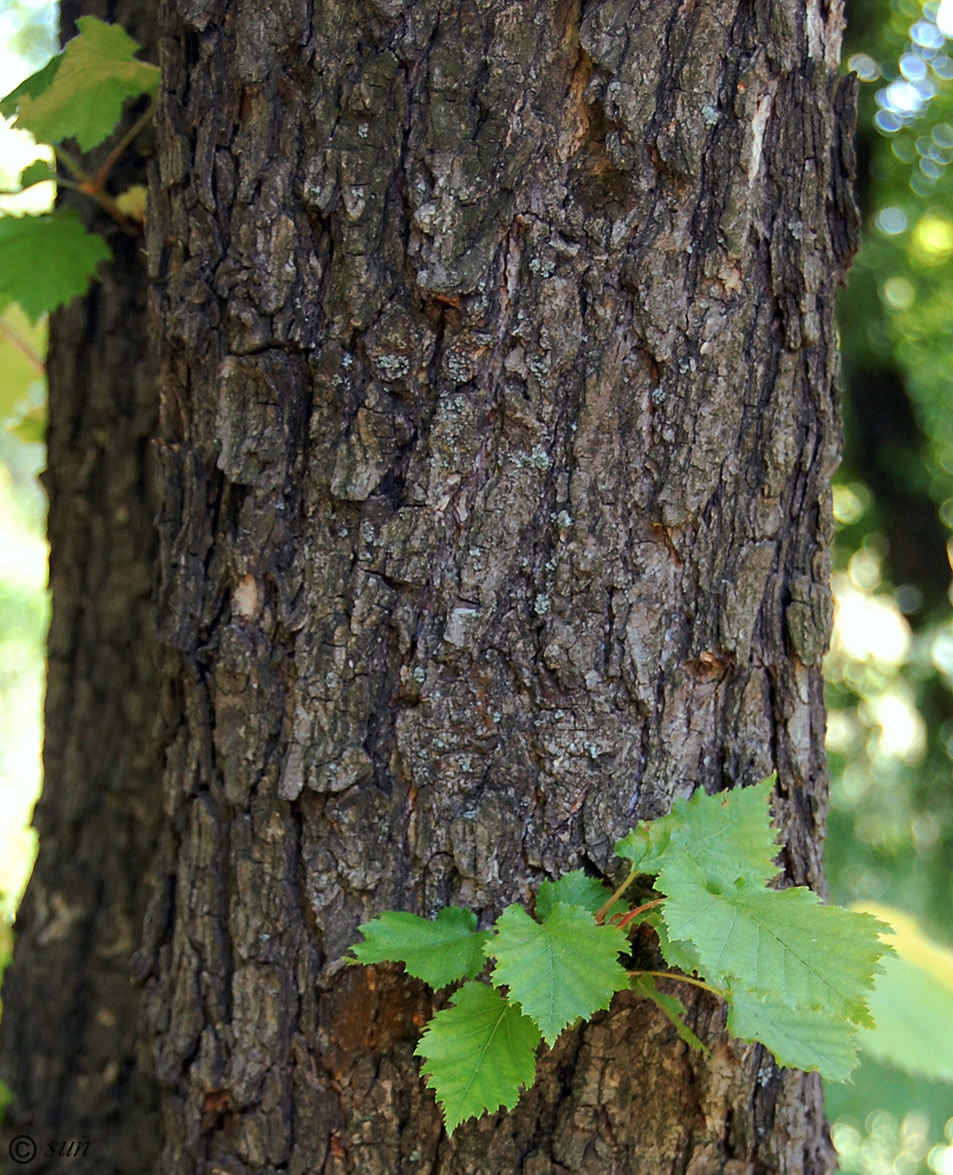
[92,103,154,190]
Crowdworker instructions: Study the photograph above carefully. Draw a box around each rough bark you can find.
[0,2,163,1170]
[0,0,859,1171]
[135,0,859,1172]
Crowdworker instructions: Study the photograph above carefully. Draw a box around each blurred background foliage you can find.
[827,0,953,1169]
[1,0,952,1167]
[0,0,50,917]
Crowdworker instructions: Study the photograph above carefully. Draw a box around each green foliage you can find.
[651,912,706,976]
[17,159,54,190]
[615,777,781,886]
[856,904,953,1084]
[0,16,158,150]
[347,783,890,1133]
[726,989,860,1083]
[350,906,489,989]
[414,982,540,1134]
[534,868,614,920]
[832,0,953,940]
[0,16,157,326]
[826,4,953,1165]
[658,859,888,1026]
[487,903,629,1045]
[0,211,112,323]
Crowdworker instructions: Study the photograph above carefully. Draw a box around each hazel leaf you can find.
[415,981,540,1133]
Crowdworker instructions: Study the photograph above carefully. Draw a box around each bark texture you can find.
[144,0,857,1170]
[6,0,859,1170]
[0,2,163,1170]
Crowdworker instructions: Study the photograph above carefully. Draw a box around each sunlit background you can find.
[0,0,52,916]
[1,0,953,1169]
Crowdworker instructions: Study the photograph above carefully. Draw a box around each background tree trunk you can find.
[1,0,859,1172]
[137,0,858,1172]
[0,2,163,1171]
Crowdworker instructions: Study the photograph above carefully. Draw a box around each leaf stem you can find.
[613,897,666,930]
[51,146,139,234]
[595,867,638,924]
[629,969,724,998]
[92,103,154,190]
[82,186,140,234]
[52,144,91,186]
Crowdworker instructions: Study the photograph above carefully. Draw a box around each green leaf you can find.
[17,160,54,191]
[613,825,671,877]
[0,211,112,321]
[0,54,62,118]
[0,16,159,150]
[727,989,859,1083]
[414,981,540,1133]
[856,904,953,1083]
[486,903,629,1044]
[652,913,710,978]
[630,974,708,1052]
[535,870,614,921]
[615,778,781,888]
[349,906,490,989]
[658,859,889,1027]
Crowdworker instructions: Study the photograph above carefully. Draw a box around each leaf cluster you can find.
[0,17,158,322]
[347,780,891,1132]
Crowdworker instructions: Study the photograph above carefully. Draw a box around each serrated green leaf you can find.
[630,974,708,1052]
[0,54,62,118]
[658,859,889,1027]
[615,779,781,888]
[17,160,54,191]
[349,906,489,989]
[613,825,671,876]
[855,903,953,1083]
[415,981,540,1133]
[652,913,710,978]
[0,211,111,321]
[535,870,614,921]
[0,16,159,150]
[486,903,629,1044]
[727,989,859,1082]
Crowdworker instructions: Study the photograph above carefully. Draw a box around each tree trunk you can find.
[0,2,164,1171]
[3,0,859,1171]
[139,0,857,1171]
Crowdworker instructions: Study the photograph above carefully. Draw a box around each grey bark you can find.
[0,2,164,1172]
[2,0,859,1172]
